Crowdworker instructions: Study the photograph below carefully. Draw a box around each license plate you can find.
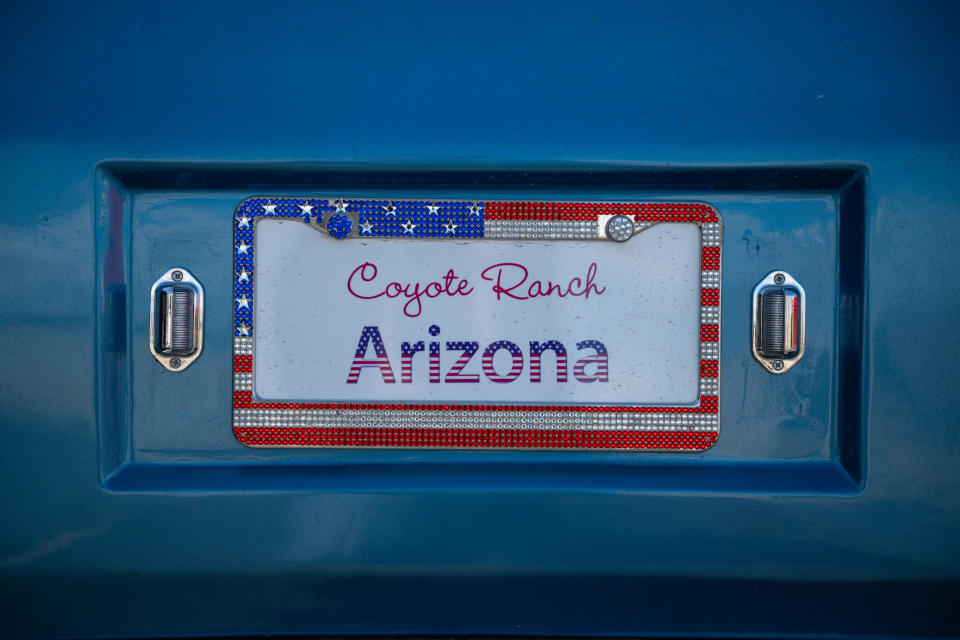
[232,198,721,450]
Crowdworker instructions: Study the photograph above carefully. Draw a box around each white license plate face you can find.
[232,198,722,451]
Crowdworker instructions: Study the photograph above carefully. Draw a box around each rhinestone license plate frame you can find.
[232,198,721,451]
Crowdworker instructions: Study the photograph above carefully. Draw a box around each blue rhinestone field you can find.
[355,200,483,238]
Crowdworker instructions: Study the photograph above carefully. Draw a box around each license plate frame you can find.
[232,198,721,451]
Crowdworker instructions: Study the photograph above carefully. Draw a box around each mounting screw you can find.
[172,270,184,282]
[772,360,784,371]
[169,357,182,369]
[773,273,785,285]
[605,215,635,242]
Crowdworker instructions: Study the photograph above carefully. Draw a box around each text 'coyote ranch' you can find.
[346,261,606,318]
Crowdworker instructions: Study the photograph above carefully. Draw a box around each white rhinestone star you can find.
[469,204,481,216]
[402,220,417,235]
[237,242,251,254]
[444,221,458,234]
[334,200,349,213]
[360,221,374,235]
[299,204,314,214]
[262,204,277,214]
[236,214,251,228]
[427,204,439,215]
[236,269,250,283]
[237,324,251,336]
[382,203,397,215]
[236,294,250,309]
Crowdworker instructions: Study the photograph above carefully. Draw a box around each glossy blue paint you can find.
[1,1,959,639]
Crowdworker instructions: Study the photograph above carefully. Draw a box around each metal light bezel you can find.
[149,267,204,372]
[751,270,805,374]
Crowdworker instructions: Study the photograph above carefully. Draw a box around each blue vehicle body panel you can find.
[1,1,959,638]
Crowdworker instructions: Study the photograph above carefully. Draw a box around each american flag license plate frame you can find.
[232,198,722,451]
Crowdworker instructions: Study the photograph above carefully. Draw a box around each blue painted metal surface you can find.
[1,1,959,638]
